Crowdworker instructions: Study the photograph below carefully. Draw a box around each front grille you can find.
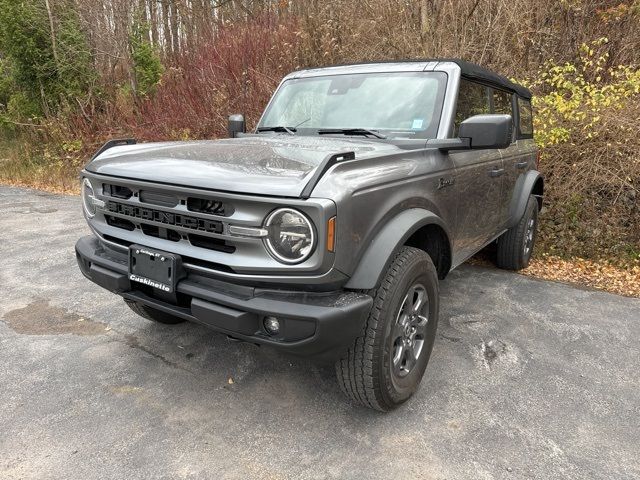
[103,184,133,199]
[105,214,135,231]
[89,177,325,276]
[141,223,181,242]
[102,184,232,216]
[187,197,232,216]
[106,200,223,234]
[188,234,236,253]
[139,190,179,207]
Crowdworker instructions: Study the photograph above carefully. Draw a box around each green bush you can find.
[528,38,640,148]
[130,22,164,98]
[0,0,95,118]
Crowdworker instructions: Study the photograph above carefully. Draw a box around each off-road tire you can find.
[336,246,439,411]
[124,299,186,324]
[496,194,538,270]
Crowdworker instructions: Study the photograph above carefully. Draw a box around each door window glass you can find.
[517,97,534,137]
[493,89,514,143]
[493,89,512,115]
[454,79,490,134]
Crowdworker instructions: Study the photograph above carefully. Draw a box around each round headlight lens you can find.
[264,208,315,264]
[82,177,97,217]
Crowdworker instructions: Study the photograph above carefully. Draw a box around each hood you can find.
[86,136,399,197]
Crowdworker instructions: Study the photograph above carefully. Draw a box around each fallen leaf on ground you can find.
[470,254,639,298]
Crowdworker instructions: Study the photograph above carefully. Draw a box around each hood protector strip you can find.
[300,151,355,199]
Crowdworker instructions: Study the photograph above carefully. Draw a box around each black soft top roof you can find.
[449,59,532,99]
[312,58,532,99]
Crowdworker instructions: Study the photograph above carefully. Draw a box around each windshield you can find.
[258,72,447,138]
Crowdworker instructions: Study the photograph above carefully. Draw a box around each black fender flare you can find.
[345,208,450,290]
[507,170,544,228]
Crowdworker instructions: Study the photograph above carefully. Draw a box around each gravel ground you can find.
[1,185,639,480]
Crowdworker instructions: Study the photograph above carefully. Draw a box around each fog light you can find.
[263,316,280,335]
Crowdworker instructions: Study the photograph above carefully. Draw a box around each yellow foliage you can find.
[521,38,640,148]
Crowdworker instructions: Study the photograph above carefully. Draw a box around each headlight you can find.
[264,208,315,264]
[81,177,97,217]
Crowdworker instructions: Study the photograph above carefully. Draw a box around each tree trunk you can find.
[169,1,180,54]
[150,0,159,45]
[44,0,60,68]
[420,0,431,35]
[161,0,172,54]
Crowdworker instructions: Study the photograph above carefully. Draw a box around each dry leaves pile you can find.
[521,255,640,298]
[471,252,639,298]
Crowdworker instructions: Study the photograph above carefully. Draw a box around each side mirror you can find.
[459,114,513,149]
[228,114,246,138]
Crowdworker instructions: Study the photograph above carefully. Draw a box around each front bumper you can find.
[75,235,372,361]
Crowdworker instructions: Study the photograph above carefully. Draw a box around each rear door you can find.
[494,90,536,227]
[450,79,505,264]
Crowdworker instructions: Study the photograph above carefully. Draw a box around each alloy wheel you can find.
[524,217,535,257]
[391,283,429,378]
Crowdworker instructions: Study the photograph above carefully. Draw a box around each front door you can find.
[449,79,505,264]
[450,149,504,264]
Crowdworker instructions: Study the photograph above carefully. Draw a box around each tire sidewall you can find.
[522,196,539,266]
[377,252,439,407]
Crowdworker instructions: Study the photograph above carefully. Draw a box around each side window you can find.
[454,79,490,134]
[493,89,512,116]
[492,88,514,143]
[517,97,533,138]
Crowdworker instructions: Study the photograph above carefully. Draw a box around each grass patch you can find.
[0,134,79,194]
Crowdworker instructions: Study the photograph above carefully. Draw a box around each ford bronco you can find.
[75,59,543,411]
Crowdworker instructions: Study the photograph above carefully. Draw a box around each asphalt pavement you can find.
[1,185,639,480]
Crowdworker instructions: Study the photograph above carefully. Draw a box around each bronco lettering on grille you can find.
[105,201,223,234]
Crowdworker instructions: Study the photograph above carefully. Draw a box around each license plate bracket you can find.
[128,245,182,293]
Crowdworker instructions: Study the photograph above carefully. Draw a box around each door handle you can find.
[515,161,528,169]
[489,168,505,177]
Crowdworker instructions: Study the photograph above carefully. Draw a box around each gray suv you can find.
[76,59,543,411]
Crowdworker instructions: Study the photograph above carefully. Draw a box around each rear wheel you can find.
[124,299,186,325]
[336,246,439,411]
[496,195,538,270]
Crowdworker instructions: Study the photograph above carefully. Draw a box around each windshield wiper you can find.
[256,126,296,135]
[317,128,387,139]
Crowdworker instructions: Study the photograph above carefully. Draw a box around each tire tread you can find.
[496,195,538,270]
[336,246,434,411]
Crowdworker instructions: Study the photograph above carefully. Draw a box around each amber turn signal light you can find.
[327,217,336,252]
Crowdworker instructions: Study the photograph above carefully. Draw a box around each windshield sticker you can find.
[411,119,424,129]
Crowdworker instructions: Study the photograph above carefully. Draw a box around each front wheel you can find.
[336,246,439,411]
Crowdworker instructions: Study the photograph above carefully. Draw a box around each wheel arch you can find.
[531,175,544,210]
[404,223,452,280]
[345,209,453,290]
[507,170,544,228]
